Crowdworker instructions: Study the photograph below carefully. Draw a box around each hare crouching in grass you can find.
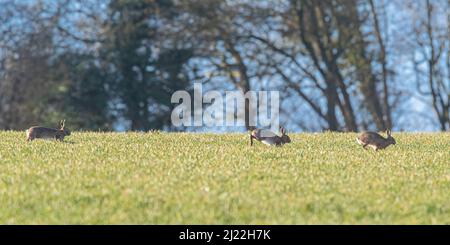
[356,130,396,151]
[250,126,291,146]
[26,120,71,142]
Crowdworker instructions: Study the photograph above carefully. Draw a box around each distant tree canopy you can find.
[102,0,194,130]
[0,0,448,131]
[0,0,194,131]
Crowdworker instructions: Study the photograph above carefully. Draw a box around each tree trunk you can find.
[369,0,392,130]
[224,39,253,130]
[325,81,339,131]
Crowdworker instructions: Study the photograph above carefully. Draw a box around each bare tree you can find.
[410,0,449,130]
[245,0,393,131]
[369,0,392,129]
[174,0,261,130]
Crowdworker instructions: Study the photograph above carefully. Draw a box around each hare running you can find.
[26,120,71,142]
[356,130,396,151]
[250,126,291,146]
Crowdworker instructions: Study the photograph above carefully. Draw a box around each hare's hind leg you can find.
[356,138,367,149]
[26,133,34,142]
[358,139,369,150]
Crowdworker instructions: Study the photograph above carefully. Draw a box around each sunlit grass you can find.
[0,131,449,224]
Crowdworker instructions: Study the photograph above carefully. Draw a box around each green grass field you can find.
[0,131,449,224]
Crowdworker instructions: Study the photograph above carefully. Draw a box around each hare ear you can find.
[61,120,65,128]
[387,129,391,136]
[280,126,286,135]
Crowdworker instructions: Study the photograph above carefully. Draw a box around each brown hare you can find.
[26,120,71,142]
[250,126,291,146]
[356,130,396,151]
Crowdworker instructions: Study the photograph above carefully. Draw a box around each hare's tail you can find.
[25,129,33,141]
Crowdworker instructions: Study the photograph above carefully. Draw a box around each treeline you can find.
[0,0,448,131]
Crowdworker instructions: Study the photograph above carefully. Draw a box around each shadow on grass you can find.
[61,140,76,144]
[25,139,76,145]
